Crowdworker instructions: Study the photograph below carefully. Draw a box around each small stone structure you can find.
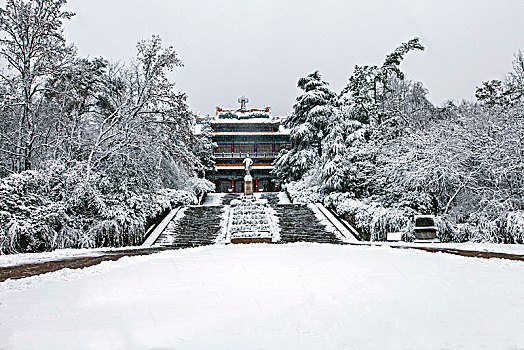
[414,215,438,241]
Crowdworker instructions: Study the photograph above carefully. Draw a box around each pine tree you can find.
[320,108,367,192]
[274,71,336,182]
[290,70,337,157]
[476,51,524,107]
[194,118,216,177]
[339,37,424,126]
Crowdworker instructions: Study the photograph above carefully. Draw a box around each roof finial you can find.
[238,95,249,111]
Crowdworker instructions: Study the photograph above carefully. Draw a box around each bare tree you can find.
[0,0,74,172]
[81,36,200,191]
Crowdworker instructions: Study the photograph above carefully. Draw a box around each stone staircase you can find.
[260,193,345,244]
[150,193,348,247]
[274,204,344,244]
[154,206,223,248]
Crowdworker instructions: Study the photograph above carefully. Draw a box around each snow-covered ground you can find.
[1,244,523,349]
[381,241,524,256]
[0,246,149,268]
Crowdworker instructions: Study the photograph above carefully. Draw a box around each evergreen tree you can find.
[476,51,524,107]
[320,108,367,192]
[339,37,424,126]
[194,118,216,177]
[290,70,337,157]
[274,71,336,182]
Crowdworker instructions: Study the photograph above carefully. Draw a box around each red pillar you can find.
[274,182,277,192]
[231,177,235,193]
[255,177,259,192]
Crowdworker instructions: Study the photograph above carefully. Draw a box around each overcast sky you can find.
[61,0,524,115]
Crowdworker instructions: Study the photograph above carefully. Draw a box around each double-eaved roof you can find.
[194,99,289,134]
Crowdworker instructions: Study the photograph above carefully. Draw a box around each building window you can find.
[256,144,272,153]
[216,144,231,153]
[234,143,255,153]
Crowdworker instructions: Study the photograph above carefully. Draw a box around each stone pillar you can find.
[244,175,253,196]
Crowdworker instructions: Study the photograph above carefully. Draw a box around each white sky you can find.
[57,0,524,115]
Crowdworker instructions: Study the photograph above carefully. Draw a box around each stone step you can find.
[152,194,345,247]
[273,203,345,245]
[154,206,223,247]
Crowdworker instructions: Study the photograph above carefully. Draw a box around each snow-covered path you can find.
[1,244,523,349]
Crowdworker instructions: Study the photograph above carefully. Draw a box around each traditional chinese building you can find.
[198,96,290,193]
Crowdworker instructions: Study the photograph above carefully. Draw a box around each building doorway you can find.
[257,179,270,192]
[217,179,232,193]
[234,179,244,193]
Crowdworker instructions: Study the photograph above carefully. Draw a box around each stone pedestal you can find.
[244,175,253,196]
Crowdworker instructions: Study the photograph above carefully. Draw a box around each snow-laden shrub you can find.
[325,194,376,240]
[402,228,416,242]
[473,211,524,244]
[184,178,215,203]
[433,216,472,243]
[503,212,524,244]
[1,198,94,253]
[454,223,476,243]
[325,193,413,241]
[324,192,358,215]
[434,216,456,243]
[370,208,411,242]
[159,188,199,206]
[0,164,205,254]
[88,189,199,249]
[285,170,323,204]
[286,182,323,204]
[473,218,501,243]
[90,214,144,247]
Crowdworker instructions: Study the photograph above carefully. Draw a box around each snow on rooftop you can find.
[218,110,271,117]
[210,117,275,124]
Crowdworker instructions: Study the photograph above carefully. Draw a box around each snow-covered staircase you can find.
[154,206,223,248]
[274,204,344,244]
[146,193,351,247]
